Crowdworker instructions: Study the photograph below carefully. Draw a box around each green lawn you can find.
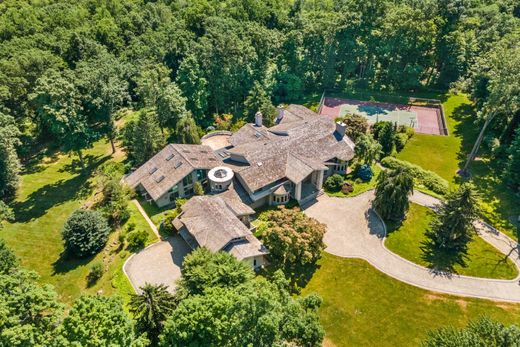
[301,253,520,347]
[394,93,519,240]
[325,165,381,198]
[385,204,518,279]
[0,138,157,305]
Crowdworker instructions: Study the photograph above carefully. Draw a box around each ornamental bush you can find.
[127,229,148,251]
[324,174,344,192]
[394,133,409,152]
[62,209,110,257]
[356,164,373,181]
[381,157,448,195]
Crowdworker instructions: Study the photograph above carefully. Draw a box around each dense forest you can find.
[1,0,519,202]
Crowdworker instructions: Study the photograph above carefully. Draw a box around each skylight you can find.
[174,161,183,168]
[166,153,175,161]
[148,167,158,174]
[155,175,165,183]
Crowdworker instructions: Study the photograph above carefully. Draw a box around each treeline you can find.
[0,239,324,346]
[0,0,519,205]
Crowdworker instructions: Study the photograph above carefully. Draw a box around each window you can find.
[253,259,257,266]
[196,169,206,181]
[182,174,193,186]
[169,191,179,202]
[168,185,178,193]
[148,166,158,174]
[184,186,194,196]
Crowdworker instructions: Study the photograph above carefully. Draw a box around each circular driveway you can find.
[304,191,520,302]
[124,235,191,293]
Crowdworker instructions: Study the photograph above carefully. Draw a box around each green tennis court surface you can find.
[340,103,418,128]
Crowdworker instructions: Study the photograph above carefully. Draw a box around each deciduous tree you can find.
[175,113,200,144]
[355,133,382,165]
[60,295,147,347]
[262,207,326,270]
[0,112,21,200]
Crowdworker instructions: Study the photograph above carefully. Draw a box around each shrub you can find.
[62,209,110,257]
[161,210,179,235]
[394,133,409,152]
[381,157,448,195]
[372,121,395,156]
[87,262,104,285]
[127,229,148,251]
[356,164,374,181]
[193,181,204,196]
[324,174,344,192]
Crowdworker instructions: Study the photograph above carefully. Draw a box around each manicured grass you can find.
[385,204,518,279]
[396,94,468,184]
[138,198,171,228]
[393,93,519,240]
[301,253,520,347]
[325,165,381,198]
[0,138,157,305]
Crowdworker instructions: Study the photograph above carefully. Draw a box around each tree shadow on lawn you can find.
[420,241,469,278]
[52,249,95,276]
[260,262,321,294]
[12,154,110,223]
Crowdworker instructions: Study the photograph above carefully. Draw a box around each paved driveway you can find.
[124,235,191,293]
[304,191,520,303]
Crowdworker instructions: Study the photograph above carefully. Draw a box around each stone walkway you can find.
[304,190,520,303]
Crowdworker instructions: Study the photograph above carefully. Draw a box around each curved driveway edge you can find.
[303,190,520,303]
[123,235,191,294]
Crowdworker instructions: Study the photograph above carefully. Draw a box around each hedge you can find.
[381,157,448,195]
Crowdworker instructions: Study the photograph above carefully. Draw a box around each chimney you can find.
[254,111,263,127]
[276,106,284,123]
[335,121,347,138]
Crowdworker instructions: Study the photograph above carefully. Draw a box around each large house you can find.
[124,104,355,208]
[123,104,355,266]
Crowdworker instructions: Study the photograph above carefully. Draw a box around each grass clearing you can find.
[301,253,520,347]
[385,204,518,279]
[0,137,157,305]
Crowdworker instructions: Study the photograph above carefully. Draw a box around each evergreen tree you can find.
[0,270,64,346]
[373,167,414,221]
[0,112,21,200]
[130,283,176,346]
[62,209,110,257]
[372,121,396,156]
[425,183,479,256]
[505,127,520,189]
[243,81,276,126]
[175,113,200,144]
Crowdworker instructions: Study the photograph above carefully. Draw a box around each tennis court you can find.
[320,97,447,135]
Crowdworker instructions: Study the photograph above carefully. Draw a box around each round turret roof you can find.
[208,166,234,183]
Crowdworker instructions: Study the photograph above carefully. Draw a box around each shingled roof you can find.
[123,144,221,201]
[174,196,267,259]
[227,104,355,192]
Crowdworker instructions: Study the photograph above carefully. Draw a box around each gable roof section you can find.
[175,196,264,258]
[226,105,355,192]
[123,144,221,201]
